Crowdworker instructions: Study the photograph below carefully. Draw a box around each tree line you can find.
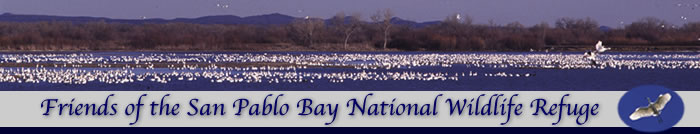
[0,11,699,51]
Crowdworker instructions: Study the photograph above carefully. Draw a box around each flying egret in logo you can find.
[629,93,672,123]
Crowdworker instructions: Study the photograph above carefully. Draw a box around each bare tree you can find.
[441,13,473,35]
[331,12,362,50]
[371,9,393,49]
[555,17,599,36]
[437,13,472,50]
[290,17,325,46]
[532,22,550,48]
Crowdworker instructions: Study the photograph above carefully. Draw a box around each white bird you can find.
[583,51,598,65]
[595,41,610,53]
[583,41,609,65]
[583,51,597,60]
[629,93,672,122]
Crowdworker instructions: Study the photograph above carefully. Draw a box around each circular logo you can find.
[618,85,684,133]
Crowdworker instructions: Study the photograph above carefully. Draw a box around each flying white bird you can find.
[595,41,610,53]
[629,93,672,122]
[583,41,610,65]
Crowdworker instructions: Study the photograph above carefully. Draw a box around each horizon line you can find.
[1,12,696,27]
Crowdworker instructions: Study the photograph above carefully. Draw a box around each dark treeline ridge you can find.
[1,12,699,51]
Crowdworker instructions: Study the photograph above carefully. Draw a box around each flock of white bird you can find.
[0,66,537,84]
[0,42,699,85]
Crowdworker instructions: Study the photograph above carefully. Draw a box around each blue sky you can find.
[0,0,698,26]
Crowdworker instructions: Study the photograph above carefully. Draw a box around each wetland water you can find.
[0,51,698,91]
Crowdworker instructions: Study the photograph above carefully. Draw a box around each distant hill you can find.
[0,12,439,27]
[599,25,612,32]
[390,18,441,28]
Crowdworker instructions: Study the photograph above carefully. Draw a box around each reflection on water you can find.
[0,52,699,91]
